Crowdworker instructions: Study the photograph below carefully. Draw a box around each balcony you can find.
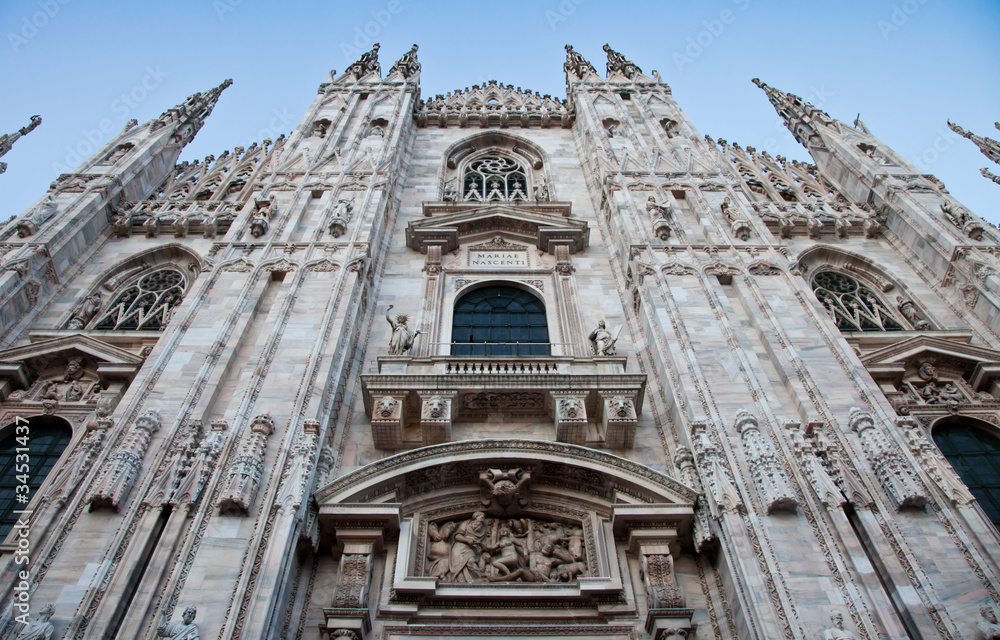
[360,349,646,450]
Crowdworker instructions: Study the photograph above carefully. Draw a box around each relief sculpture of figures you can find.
[979,604,1000,640]
[66,292,101,329]
[821,611,856,640]
[13,603,54,640]
[157,606,200,640]
[385,304,421,355]
[589,320,620,356]
[430,513,587,584]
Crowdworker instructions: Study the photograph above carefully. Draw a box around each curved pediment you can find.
[409,202,588,254]
[315,439,696,508]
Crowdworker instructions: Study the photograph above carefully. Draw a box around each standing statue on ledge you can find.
[385,305,421,355]
[14,604,54,640]
[589,320,620,356]
[822,611,856,640]
[979,604,1000,639]
[157,606,200,640]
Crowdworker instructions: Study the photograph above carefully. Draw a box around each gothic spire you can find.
[563,44,597,80]
[149,78,233,146]
[751,78,835,148]
[388,44,420,79]
[0,114,41,174]
[982,167,1000,186]
[603,43,642,79]
[346,43,381,80]
[947,120,1000,166]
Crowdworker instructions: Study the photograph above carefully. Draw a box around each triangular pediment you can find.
[410,201,588,254]
[860,334,1000,390]
[0,334,145,390]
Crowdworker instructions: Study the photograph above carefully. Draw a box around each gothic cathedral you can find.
[1,43,999,640]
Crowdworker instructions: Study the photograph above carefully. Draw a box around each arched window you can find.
[0,417,72,539]
[933,420,1000,527]
[452,286,549,356]
[93,267,187,331]
[462,156,528,202]
[811,270,905,332]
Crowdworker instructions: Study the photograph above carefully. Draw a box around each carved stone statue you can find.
[250,214,269,238]
[385,305,421,355]
[589,320,619,356]
[64,381,84,402]
[533,183,549,202]
[442,179,458,202]
[979,604,1000,639]
[821,611,856,640]
[13,603,54,640]
[63,358,84,382]
[67,292,102,329]
[157,606,200,640]
[427,521,458,578]
[447,511,489,582]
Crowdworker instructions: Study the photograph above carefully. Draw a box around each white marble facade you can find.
[0,43,998,640]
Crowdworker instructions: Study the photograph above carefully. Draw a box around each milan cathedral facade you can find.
[0,43,999,640]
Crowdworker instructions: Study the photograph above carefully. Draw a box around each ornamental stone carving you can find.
[479,467,531,512]
[848,408,926,509]
[602,393,637,448]
[642,552,685,609]
[691,422,743,515]
[426,513,587,583]
[89,408,161,511]
[553,393,588,444]
[218,413,274,515]
[822,610,857,640]
[979,604,1000,640]
[156,605,199,639]
[735,410,797,513]
[66,292,102,329]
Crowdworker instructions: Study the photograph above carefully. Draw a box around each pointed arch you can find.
[440,130,552,202]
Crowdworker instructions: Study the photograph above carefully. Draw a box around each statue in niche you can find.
[13,603,55,640]
[533,182,550,202]
[430,514,587,584]
[821,611,856,640]
[67,292,102,329]
[589,320,620,356]
[979,604,1000,639]
[157,605,200,640]
[385,305,421,355]
[442,178,458,202]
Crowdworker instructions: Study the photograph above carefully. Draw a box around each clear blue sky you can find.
[2,1,998,222]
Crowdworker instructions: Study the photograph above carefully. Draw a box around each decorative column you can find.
[321,505,399,640]
[218,413,274,515]
[600,392,638,448]
[551,391,588,444]
[734,410,797,513]
[88,408,161,511]
[417,390,456,446]
[624,527,694,640]
[848,408,926,509]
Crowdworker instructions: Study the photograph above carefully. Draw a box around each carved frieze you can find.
[425,512,587,583]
